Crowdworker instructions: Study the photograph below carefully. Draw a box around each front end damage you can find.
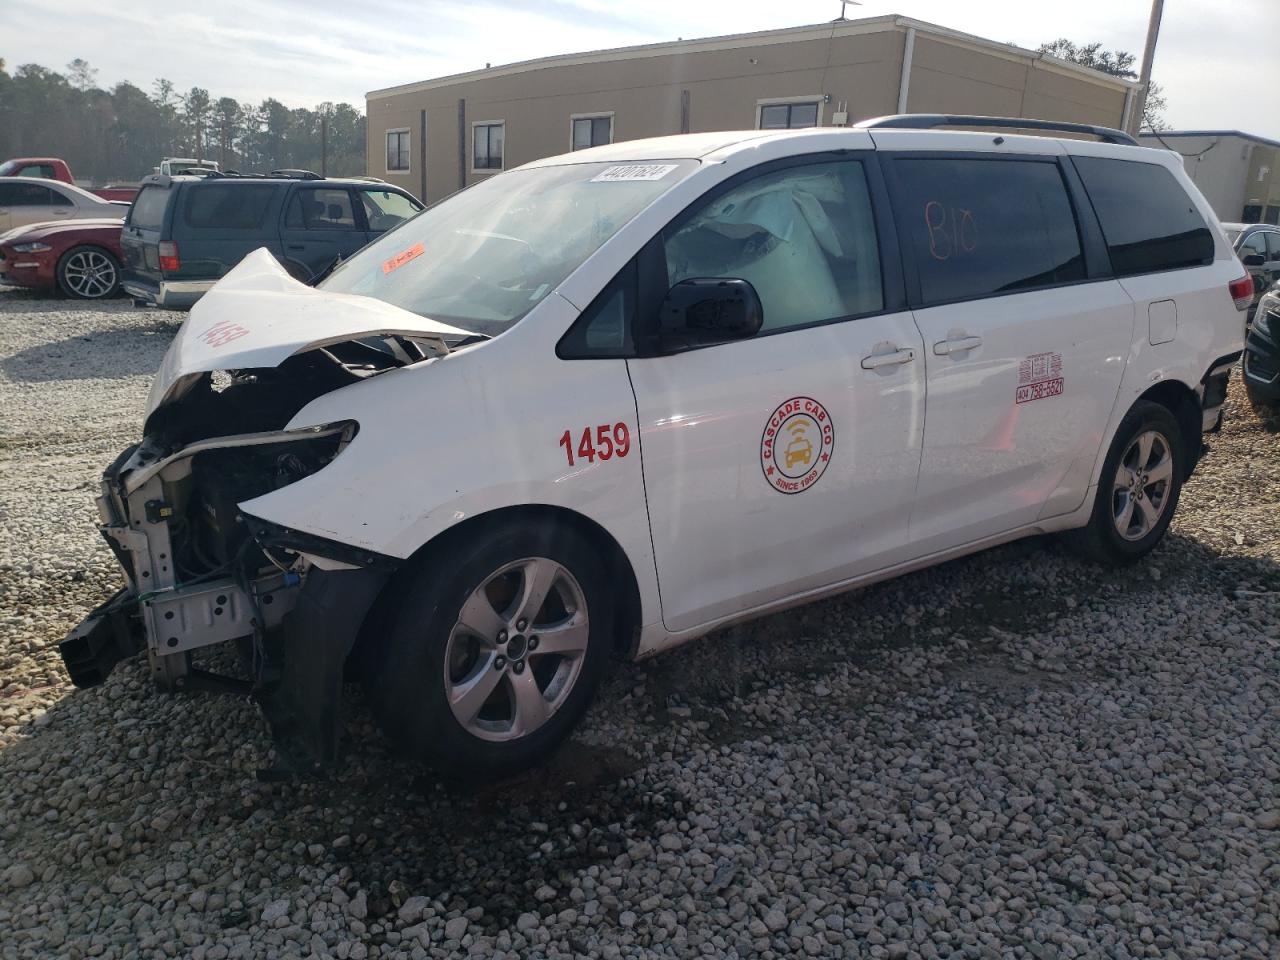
[59,250,475,772]
[62,419,393,772]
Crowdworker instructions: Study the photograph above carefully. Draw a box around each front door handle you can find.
[933,336,983,356]
[286,244,306,251]
[861,347,916,369]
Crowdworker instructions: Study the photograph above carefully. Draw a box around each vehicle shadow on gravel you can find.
[2,524,1276,946]
[0,320,181,382]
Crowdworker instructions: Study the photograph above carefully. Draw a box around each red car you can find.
[0,219,125,299]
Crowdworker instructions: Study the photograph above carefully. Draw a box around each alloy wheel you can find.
[1112,429,1175,541]
[62,250,117,298]
[443,556,589,742]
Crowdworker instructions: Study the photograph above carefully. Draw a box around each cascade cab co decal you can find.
[1015,352,1064,404]
[760,397,834,494]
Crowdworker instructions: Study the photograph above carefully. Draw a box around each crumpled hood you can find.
[145,248,471,417]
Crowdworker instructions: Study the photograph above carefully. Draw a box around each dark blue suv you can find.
[120,173,423,309]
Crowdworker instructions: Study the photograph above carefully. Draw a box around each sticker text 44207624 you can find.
[559,423,631,466]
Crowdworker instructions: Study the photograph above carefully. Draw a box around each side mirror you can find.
[1242,253,1266,267]
[657,278,763,352]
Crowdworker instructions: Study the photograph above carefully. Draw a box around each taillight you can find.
[158,241,180,273]
[1229,274,1254,311]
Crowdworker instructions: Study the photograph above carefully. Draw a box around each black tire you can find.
[1063,401,1185,565]
[1244,379,1280,428]
[363,518,612,782]
[57,245,121,300]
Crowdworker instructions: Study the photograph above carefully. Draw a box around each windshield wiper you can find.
[309,255,343,287]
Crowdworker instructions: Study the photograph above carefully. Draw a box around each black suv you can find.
[121,173,423,309]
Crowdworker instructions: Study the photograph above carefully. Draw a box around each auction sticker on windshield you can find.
[760,397,834,495]
[591,164,680,183]
[383,242,425,275]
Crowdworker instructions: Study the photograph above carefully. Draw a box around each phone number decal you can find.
[1015,377,1064,404]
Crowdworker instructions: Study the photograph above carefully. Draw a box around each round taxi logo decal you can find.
[760,397,834,494]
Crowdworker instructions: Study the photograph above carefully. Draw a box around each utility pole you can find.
[321,114,328,178]
[1130,0,1165,136]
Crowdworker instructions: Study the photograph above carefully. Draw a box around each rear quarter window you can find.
[1073,156,1214,276]
[888,156,1085,306]
[181,184,277,231]
[128,186,170,231]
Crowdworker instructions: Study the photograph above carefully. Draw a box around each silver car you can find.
[0,177,128,233]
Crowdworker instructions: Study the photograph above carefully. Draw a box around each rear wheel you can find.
[57,245,120,300]
[1063,401,1184,565]
[363,519,611,781]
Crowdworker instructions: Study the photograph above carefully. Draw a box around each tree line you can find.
[0,58,367,186]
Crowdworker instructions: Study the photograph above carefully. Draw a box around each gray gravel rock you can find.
[0,290,1277,958]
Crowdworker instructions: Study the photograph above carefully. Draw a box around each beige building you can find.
[1138,130,1280,225]
[366,14,1139,204]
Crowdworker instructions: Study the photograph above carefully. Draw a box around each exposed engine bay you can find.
[59,332,462,773]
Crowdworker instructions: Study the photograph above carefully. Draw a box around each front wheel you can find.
[1063,401,1184,565]
[364,519,611,782]
[57,245,121,300]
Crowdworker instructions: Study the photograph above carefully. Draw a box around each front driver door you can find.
[626,155,926,634]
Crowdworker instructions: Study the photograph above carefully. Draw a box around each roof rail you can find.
[856,114,1139,146]
[268,168,323,180]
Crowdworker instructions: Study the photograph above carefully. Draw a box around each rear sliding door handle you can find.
[933,336,983,356]
[860,347,916,369]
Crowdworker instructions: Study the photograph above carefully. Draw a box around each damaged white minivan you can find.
[63,116,1248,780]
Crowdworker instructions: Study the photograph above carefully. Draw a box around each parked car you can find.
[1222,222,1280,309]
[62,117,1246,782]
[157,158,220,177]
[0,219,125,299]
[0,157,139,202]
[0,177,128,233]
[1243,279,1279,419]
[120,174,424,309]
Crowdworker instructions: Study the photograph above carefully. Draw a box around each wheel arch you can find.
[1135,378,1202,479]
[354,503,644,666]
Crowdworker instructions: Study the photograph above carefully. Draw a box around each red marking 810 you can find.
[559,423,631,466]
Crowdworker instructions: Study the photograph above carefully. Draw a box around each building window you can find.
[386,129,410,173]
[473,122,505,171]
[571,114,613,150]
[757,100,821,130]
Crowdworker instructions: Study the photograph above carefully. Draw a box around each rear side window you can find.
[182,184,276,230]
[1073,157,1214,276]
[129,187,170,231]
[889,157,1084,305]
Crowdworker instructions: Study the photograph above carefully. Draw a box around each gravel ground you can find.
[0,288,1277,960]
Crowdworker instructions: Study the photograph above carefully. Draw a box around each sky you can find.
[7,0,1280,139]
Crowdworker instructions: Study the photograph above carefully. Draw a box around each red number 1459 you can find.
[559,423,631,466]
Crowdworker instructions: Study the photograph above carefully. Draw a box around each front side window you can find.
[320,159,698,336]
[1266,232,1280,261]
[473,123,505,171]
[1073,156,1214,276]
[758,101,820,130]
[386,130,410,172]
[7,183,59,207]
[664,159,883,333]
[183,184,275,230]
[889,157,1084,306]
[286,189,356,230]
[1240,232,1268,260]
[359,189,422,232]
[572,116,612,150]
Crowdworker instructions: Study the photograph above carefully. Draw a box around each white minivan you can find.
[62,116,1249,779]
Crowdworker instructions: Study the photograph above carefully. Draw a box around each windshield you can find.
[1224,228,1242,245]
[319,159,698,336]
